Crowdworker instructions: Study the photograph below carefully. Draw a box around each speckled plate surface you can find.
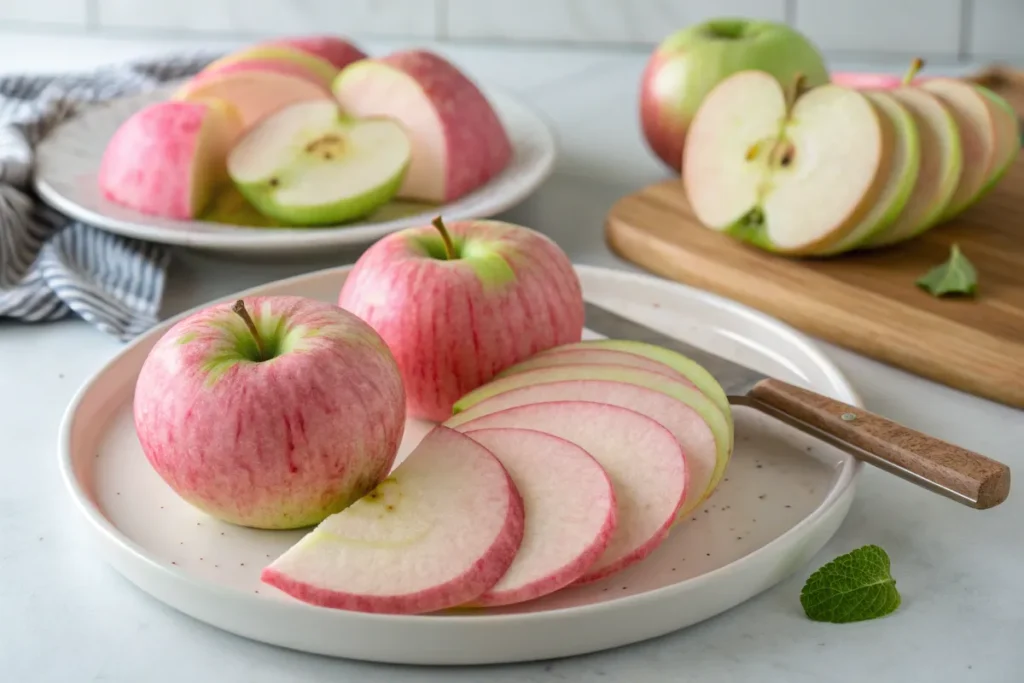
[59,264,862,665]
[33,83,556,256]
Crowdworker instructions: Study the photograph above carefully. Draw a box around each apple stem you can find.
[232,299,266,361]
[902,57,924,86]
[431,215,456,260]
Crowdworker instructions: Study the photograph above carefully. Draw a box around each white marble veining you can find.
[0,32,1022,683]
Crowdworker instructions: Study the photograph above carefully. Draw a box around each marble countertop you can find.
[1,30,1021,683]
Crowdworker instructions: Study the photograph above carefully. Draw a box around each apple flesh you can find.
[265,35,367,70]
[496,347,694,385]
[450,401,686,583]
[640,18,829,173]
[460,428,616,607]
[822,90,921,254]
[205,44,338,86]
[227,100,411,226]
[261,426,524,614]
[338,218,584,422]
[683,71,893,255]
[174,63,333,130]
[921,78,1001,220]
[333,49,513,203]
[451,364,731,496]
[133,295,406,530]
[975,86,1020,198]
[99,99,242,220]
[447,379,719,519]
[862,87,964,248]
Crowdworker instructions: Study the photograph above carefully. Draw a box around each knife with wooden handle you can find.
[583,301,1011,509]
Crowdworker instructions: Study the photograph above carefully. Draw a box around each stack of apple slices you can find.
[262,339,735,614]
[97,35,513,227]
[682,59,1019,256]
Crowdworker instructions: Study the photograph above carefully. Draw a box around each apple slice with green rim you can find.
[920,78,1000,220]
[205,45,338,86]
[975,86,1020,198]
[820,89,920,254]
[683,71,893,255]
[498,348,695,384]
[447,379,719,518]
[261,426,524,614]
[227,100,411,226]
[862,64,964,247]
[452,364,731,496]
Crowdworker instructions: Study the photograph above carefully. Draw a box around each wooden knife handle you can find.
[749,378,1011,509]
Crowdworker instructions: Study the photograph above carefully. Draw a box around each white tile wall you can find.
[445,0,787,45]
[969,0,1024,59]
[0,0,88,27]
[794,0,962,58]
[2,0,1024,64]
[97,0,437,38]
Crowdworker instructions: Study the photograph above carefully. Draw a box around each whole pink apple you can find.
[337,218,584,422]
[133,295,406,530]
[639,18,829,173]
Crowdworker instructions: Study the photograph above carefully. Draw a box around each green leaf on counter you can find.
[800,545,901,623]
[916,243,978,297]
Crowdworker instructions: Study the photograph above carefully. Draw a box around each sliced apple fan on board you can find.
[262,339,736,614]
[98,37,513,226]
[682,59,1019,257]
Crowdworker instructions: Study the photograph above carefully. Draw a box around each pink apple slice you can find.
[448,379,718,519]
[497,348,693,385]
[175,65,332,130]
[205,45,338,85]
[267,35,367,70]
[332,49,512,203]
[261,426,524,614]
[452,364,732,494]
[98,99,242,220]
[459,428,616,607]
[450,401,686,583]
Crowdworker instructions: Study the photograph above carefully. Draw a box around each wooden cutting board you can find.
[605,67,1024,409]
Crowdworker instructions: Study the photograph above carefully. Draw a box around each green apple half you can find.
[861,86,963,248]
[683,71,893,255]
[227,100,411,226]
[819,90,920,254]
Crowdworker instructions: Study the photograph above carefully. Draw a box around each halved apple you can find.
[227,100,411,226]
[683,71,893,256]
[819,90,920,254]
[920,78,1000,220]
[862,87,963,247]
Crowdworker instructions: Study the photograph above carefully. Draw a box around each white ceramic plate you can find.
[33,84,556,256]
[59,264,862,665]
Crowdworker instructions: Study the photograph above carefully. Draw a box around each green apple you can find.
[821,90,920,254]
[640,18,829,173]
[682,71,893,255]
[227,100,411,226]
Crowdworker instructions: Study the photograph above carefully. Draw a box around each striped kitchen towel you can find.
[0,52,220,340]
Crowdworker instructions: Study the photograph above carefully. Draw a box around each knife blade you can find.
[583,300,1011,510]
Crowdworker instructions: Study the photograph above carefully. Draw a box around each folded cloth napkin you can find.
[0,51,221,341]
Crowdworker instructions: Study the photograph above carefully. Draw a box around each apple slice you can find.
[819,90,920,254]
[861,86,963,247]
[545,340,733,429]
[459,428,616,607]
[174,63,333,129]
[333,49,512,203]
[205,45,338,85]
[683,71,893,255]
[451,364,731,497]
[450,402,686,583]
[227,100,411,226]
[497,348,694,385]
[261,426,524,614]
[266,35,367,70]
[448,379,718,518]
[98,99,242,220]
[976,86,1020,198]
[920,78,1000,220]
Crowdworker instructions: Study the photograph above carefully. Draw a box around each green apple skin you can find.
[640,18,830,173]
[974,86,1020,199]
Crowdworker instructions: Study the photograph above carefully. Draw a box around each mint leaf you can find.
[800,545,901,623]
[916,243,978,297]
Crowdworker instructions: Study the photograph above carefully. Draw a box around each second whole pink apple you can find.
[337,217,584,422]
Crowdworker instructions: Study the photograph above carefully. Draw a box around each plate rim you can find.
[33,84,557,251]
[57,263,863,634]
